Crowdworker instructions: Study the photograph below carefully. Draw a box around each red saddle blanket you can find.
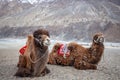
[57,44,70,58]
[19,45,27,55]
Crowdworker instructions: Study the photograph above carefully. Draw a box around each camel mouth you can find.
[43,38,51,46]
[99,37,104,43]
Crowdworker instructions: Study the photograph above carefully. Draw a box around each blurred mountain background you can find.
[0,0,120,42]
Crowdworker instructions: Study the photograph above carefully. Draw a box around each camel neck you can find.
[92,42,104,47]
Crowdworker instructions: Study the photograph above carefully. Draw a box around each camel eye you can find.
[38,35,42,39]
[94,36,98,40]
[96,36,98,39]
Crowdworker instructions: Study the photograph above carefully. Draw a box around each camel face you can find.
[34,35,50,46]
[33,29,51,47]
[93,33,104,44]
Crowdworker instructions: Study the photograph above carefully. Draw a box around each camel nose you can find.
[44,37,51,46]
[46,38,50,42]
[99,37,104,43]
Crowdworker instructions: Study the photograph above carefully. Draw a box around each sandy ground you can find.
[0,46,120,80]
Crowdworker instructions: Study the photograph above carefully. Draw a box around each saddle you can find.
[57,44,70,58]
[19,45,27,55]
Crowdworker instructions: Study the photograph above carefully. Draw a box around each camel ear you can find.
[45,31,50,37]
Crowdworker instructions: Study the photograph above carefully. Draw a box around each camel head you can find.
[33,29,51,47]
[93,33,104,44]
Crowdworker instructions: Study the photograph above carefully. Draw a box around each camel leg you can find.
[15,55,33,77]
[14,67,32,77]
[17,55,32,70]
[17,55,26,67]
[40,66,50,77]
[34,66,50,77]
[74,59,97,70]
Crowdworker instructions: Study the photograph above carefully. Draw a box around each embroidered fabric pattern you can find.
[19,45,27,55]
[58,44,70,58]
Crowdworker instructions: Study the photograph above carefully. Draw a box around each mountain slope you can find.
[0,0,120,42]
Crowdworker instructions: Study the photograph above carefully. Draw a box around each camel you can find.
[15,29,51,77]
[48,33,104,70]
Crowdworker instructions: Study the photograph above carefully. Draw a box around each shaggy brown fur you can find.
[48,33,104,70]
[15,29,51,77]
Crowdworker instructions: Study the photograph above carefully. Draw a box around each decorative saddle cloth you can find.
[19,45,27,55]
[57,44,70,58]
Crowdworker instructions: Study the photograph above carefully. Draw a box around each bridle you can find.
[94,36,104,43]
[34,38,43,46]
